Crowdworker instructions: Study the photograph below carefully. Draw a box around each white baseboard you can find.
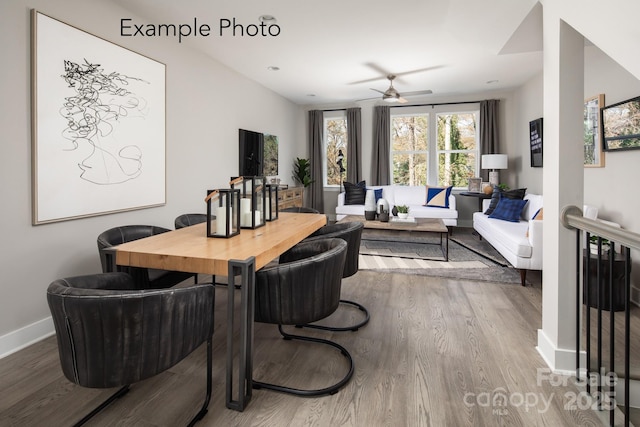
[538,328,640,408]
[536,328,584,374]
[0,317,54,359]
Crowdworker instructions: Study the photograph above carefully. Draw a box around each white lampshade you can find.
[481,154,508,170]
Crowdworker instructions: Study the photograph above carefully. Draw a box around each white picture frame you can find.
[31,10,166,224]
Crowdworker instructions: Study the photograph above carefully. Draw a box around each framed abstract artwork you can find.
[584,94,605,167]
[263,134,279,176]
[31,10,166,224]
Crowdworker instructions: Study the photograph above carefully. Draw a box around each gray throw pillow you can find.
[344,181,366,205]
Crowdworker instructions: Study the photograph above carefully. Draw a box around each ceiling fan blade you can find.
[370,88,386,95]
[401,89,433,97]
[394,65,444,78]
[398,96,408,104]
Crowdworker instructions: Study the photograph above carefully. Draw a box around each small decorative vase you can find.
[364,210,376,220]
[364,189,376,212]
[379,212,389,222]
[377,198,389,215]
[391,206,398,216]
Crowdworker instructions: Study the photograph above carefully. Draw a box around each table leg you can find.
[226,257,255,411]
[439,231,449,262]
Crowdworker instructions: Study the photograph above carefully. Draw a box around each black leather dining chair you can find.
[46,272,215,426]
[300,221,368,331]
[252,238,353,397]
[175,213,208,229]
[97,225,196,289]
[280,206,321,213]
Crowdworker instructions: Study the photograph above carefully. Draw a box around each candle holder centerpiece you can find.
[205,186,241,238]
[231,176,266,229]
[265,184,279,221]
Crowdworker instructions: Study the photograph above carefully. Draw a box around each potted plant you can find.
[292,157,314,188]
[395,205,409,219]
[589,235,611,254]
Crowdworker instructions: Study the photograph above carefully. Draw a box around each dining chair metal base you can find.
[252,325,354,397]
[297,299,370,332]
[72,339,212,427]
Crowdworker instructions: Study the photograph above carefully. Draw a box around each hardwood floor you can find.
[0,270,614,426]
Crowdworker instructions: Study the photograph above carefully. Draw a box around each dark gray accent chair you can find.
[175,213,208,229]
[280,206,321,214]
[300,221,368,331]
[252,238,353,397]
[46,272,215,426]
[97,225,196,289]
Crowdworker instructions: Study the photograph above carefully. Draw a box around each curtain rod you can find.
[393,100,483,108]
[321,100,484,112]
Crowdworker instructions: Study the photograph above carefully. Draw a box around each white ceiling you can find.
[111,0,543,106]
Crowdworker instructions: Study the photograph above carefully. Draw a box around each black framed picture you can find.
[601,95,640,152]
[529,118,543,167]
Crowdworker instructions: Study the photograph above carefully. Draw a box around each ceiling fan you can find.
[371,75,432,103]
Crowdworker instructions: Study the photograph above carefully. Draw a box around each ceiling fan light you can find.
[383,95,398,103]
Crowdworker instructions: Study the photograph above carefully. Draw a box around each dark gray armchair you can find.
[300,221,368,331]
[175,213,208,229]
[97,225,196,289]
[252,238,353,397]
[46,272,215,426]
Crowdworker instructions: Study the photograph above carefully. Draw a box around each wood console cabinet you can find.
[278,187,304,210]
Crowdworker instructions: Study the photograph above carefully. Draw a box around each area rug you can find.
[359,227,523,284]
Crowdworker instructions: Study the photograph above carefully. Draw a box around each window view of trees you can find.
[391,111,478,188]
[391,115,428,185]
[602,99,640,150]
[436,113,478,187]
[325,118,347,186]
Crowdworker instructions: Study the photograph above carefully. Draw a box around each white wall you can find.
[583,45,640,296]
[0,0,305,355]
[511,72,544,194]
[512,42,640,301]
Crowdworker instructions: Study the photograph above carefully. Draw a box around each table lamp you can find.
[481,154,508,186]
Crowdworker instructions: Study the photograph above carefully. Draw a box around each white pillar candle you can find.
[240,198,251,214]
[216,206,227,235]
[254,210,261,225]
[242,212,252,227]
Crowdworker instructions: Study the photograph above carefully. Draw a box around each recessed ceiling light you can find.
[259,15,277,24]
[486,79,499,84]
[267,66,280,71]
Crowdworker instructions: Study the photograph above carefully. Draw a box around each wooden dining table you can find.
[114,212,327,411]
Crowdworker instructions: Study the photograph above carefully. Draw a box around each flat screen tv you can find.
[601,95,640,152]
[238,129,264,176]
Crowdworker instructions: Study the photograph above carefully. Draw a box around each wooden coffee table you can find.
[338,215,449,261]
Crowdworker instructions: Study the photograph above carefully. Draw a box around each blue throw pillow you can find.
[489,197,529,222]
[484,187,526,215]
[424,186,452,208]
[367,188,383,203]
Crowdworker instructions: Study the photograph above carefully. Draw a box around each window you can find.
[391,114,428,186]
[324,112,347,187]
[436,112,478,187]
[391,106,479,188]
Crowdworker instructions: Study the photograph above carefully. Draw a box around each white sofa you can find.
[472,193,543,286]
[473,198,604,286]
[336,185,458,227]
